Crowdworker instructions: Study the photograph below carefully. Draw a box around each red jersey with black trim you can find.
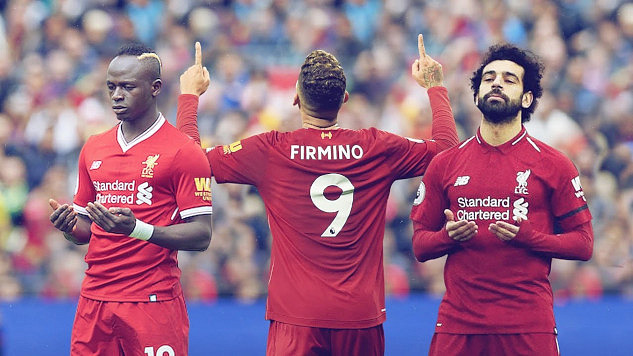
[410,127,593,334]
[73,113,213,302]
[177,87,458,329]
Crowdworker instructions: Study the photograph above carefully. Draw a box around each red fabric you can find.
[267,321,384,356]
[429,333,559,356]
[71,295,189,356]
[177,87,457,329]
[411,127,593,334]
[73,114,212,302]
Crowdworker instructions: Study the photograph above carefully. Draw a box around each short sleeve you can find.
[73,143,96,216]
[171,140,214,219]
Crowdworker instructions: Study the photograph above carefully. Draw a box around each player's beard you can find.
[477,89,522,124]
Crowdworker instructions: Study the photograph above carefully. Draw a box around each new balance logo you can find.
[90,161,102,170]
[454,176,470,186]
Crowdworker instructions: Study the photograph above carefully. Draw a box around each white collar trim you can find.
[117,113,165,153]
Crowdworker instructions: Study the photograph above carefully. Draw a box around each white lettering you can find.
[318,146,332,160]
[290,145,300,159]
[457,196,510,208]
[93,180,136,192]
[289,145,364,160]
[306,146,317,160]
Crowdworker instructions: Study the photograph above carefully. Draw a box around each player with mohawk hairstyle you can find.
[49,42,212,355]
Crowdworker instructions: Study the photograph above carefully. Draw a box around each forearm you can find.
[427,86,458,152]
[511,220,593,261]
[412,223,458,262]
[140,215,212,251]
[177,94,201,146]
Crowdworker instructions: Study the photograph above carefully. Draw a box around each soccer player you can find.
[177,36,458,355]
[410,44,594,355]
[49,43,213,356]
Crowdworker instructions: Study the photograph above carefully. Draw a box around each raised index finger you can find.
[418,34,426,58]
[195,41,202,67]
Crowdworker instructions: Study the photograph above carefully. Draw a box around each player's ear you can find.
[293,93,300,107]
[521,91,533,108]
[151,79,162,97]
[342,91,349,104]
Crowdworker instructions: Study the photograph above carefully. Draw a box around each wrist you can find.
[129,219,154,241]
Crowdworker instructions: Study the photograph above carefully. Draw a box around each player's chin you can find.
[115,113,131,121]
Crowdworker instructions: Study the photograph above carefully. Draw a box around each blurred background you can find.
[0,0,632,354]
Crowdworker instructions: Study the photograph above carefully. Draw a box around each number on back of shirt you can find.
[310,173,355,237]
[144,345,175,356]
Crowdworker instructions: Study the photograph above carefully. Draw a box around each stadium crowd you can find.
[0,0,631,302]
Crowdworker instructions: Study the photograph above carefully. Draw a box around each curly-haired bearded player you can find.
[410,43,594,355]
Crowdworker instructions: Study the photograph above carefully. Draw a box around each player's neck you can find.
[120,111,160,142]
[302,115,340,130]
[479,116,522,146]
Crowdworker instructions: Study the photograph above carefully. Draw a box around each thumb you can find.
[444,209,455,222]
[49,199,60,210]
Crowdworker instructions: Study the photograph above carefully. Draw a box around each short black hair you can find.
[116,42,161,79]
[297,50,346,115]
[470,44,544,122]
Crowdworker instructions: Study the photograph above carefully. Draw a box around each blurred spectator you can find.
[1,0,632,301]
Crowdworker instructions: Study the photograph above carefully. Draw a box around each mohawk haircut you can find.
[470,44,544,122]
[297,50,346,115]
[116,42,161,79]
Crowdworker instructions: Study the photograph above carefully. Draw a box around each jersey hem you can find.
[266,312,386,329]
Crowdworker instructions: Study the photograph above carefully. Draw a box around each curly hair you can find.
[470,44,544,122]
[116,42,161,79]
[297,50,346,115]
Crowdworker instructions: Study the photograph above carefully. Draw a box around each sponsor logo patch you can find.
[194,177,212,201]
[222,141,242,154]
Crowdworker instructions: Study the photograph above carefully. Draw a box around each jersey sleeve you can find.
[73,142,96,216]
[410,153,460,261]
[550,155,592,230]
[206,133,270,186]
[176,94,201,145]
[427,86,459,153]
[383,86,458,179]
[381,131,435,179]
[171,140,213,219]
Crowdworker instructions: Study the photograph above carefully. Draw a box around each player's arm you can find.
[49,199,92,244]
[411,34,458,152]
[86,202,211,251]
[177,41,210,146]
[410,157,475,261]
[496,219,593,261]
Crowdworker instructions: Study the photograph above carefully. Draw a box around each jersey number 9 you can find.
[310,173,355,237]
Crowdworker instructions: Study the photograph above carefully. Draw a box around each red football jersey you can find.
[178,87,456,328]
[73,114,213,302]
[410,127,592,334]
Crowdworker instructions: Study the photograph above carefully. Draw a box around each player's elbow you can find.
[578,243,593,261]
[193,230,212,251]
